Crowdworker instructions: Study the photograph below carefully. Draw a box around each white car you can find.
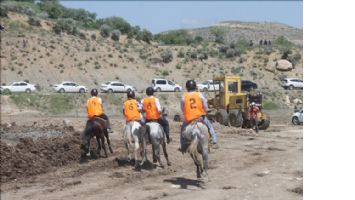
[281,78,303,90]
[0,81,36,93]
[292,110,303,125]
[197,80,220,92]
[52,81,87,93]
[100,81,136,93]
[152,78,182,92]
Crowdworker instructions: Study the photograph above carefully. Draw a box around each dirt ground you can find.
[0,112,302,200]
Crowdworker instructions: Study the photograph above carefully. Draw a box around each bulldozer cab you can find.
[208,76,248,112]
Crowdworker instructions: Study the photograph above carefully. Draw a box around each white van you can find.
[151,78,182,92]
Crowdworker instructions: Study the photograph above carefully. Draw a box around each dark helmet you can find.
[186,80,197,91]
[146,87,154,96]
[127,90,135,99]
[91,88,98,96]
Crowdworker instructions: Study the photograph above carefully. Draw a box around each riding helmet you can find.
[186,80,197,91]
[146,87,154,96]
[127,90,135,99]
[91,88,98,96]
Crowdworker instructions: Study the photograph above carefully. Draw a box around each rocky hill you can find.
[1,3,303,109]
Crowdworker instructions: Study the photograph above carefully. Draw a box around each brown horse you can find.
[81,117,113,158]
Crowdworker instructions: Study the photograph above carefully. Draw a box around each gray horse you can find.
[182,121,209,181]
[146,122,171,168]
[123,121,147,168]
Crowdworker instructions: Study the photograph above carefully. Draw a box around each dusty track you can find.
[0,116,302,200]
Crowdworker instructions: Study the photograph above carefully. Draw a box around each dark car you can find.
[242,80,258,92]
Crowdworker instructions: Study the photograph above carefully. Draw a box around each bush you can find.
[162,70,169,76]
[263,101,279,110]
[161,49,173,63]
[91,33,96,40]
[231,67,241,74]
[78,32,86,40]
[141,29,153,44]
[111,29,121,41]
[155,30,194,45]
[226,48,236,58]
[177,50,185,58]
[53,18,78,35]
[100,24,111,38]
[28,16,41,27]
[176,63,182,69]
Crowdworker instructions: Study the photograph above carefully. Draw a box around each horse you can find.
[146,122,171,168]
[181,121,209,182]
[123,121,147,169]
[81,117,113,158]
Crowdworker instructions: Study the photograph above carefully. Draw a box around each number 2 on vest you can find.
[189,98,197,109]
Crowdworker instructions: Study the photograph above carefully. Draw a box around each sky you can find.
[60,1,303,34]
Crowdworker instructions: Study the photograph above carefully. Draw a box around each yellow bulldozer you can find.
[206,75,270,130]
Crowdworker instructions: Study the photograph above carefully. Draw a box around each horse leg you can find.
[140,134,147,165]
[134,139,140,169]
[162,140,171,166]
[101,135,108,158]
[124,141,131,161]
[190,153,201,179]
[96,136,101,156]
[201,148,209,182]
[105,130,113,154]
[153,141,163,168]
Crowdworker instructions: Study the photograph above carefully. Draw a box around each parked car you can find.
[100,81,136,93]
[241,80,258,92]
[292,109,303,125]
[52,81,87,93]
[152,78,182,92]
[0,81,36,93]
[281,78,303,90]
[197,80,220,92]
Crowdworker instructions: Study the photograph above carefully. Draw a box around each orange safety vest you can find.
[87,97,103,118]
[143,97,161,120]
[183,92,206,122]
[124,99,141,121]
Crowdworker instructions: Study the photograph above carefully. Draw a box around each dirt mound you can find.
[0,125,82,183]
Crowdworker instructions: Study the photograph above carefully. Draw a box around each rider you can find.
[249,102,259,133]
[87,88,113,133]
[180,80,218,150]
[123,90,142,123]
[141,87,170,144]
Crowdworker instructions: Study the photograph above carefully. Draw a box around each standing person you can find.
[249,102,259,133]
[87,89,113,133]
[141,87,170,143]
[123,90,142,123]
[180,80,218,150]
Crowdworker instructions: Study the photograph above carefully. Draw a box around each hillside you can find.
[178,21,303,46]
[1,9,303,109]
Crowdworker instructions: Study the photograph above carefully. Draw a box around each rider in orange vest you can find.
[87,89,113,133]
[180,80,218,151]
[123,90,142,122]
[141,87,170,143]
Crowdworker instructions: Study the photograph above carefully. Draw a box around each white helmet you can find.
[251,102,256,106]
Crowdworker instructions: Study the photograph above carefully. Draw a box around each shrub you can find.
[231,67,241,74]
[162,70,169,76]
[226,49,236,58]
[78,32,86,40]
[28,16,41,27]
[91,33,96,40]
[111,29,121,41]
[100,24,111,38]
[53,18,78,35]
[177,49,185,58]
[176,63,182,69]
[263,101,279,110]
[161,49,173,63]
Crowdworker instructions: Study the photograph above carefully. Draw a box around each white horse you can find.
[123,121,147,169]
[146,122,171,168]
[182,121,209,181]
